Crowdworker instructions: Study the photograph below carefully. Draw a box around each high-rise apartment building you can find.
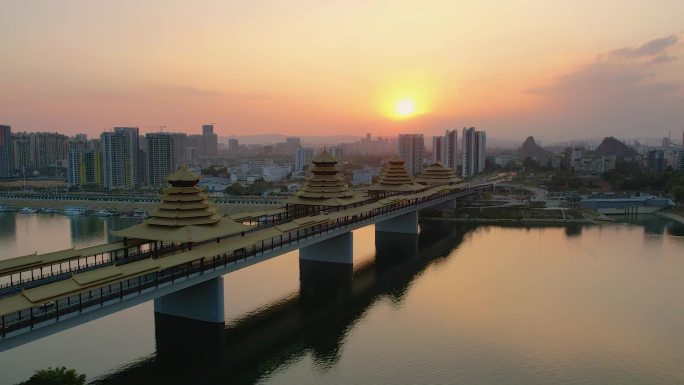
[187,134,202,156]
[69,134,89,151]
[170,133,188,167]
[295,147,314,172]
[67,149,100,187]
[647,150,666,173]
[328,147,344,162]
[113,127,140,186]
[202,124,218,157]
[461,127,486,177]
[444,129,458,172]
[101,130,138,190]
[12,133,30,173]
[228,138,239,153]
[0,125,14,178]
[146,133,178,186]
[675,149,684,170]
[29,132,68,172]
[187,147,199,163]
[398,134,425,176]
[432,136,444,165]
[87,138,101,152]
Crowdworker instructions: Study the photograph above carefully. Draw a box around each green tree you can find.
[246,179,273,196]
[671,186,684,203]
[504,160,519,171]
[522,157,539,170]
[225,182,246,195]
[484,157,502,172]
[17,367,86,385]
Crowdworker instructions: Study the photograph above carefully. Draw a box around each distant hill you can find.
[595,137,638,158]
[221,134,361,146]
[221,134,522,149]
[520,136,552,159]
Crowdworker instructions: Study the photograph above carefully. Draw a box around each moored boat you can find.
[94,209,113,217]
[63,206,88,216]
[121,208,148,219]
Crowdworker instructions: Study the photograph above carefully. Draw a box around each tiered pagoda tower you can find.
[414,162,462,186]
[286,151,366,212]
[112,166,249,243]
[367,159,425,197]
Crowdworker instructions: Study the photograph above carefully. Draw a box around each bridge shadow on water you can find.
[90,222,476,385]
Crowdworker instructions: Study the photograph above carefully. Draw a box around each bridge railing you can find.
[0,243,189,296]
[0,186,477,339]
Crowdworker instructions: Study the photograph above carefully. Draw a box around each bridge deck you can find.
[0,180,494,343]
[0,240,146,277]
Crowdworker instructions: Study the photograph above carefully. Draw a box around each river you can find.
[1,212,684,384]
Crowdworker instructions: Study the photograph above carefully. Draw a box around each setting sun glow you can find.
[395,99,416,118]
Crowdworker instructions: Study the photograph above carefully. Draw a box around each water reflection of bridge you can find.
[91,222,474,385]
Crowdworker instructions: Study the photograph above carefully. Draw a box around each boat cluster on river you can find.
[0,205,148,219]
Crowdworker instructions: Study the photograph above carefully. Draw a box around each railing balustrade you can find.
[0,186,483,338]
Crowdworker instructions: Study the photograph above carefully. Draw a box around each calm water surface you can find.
[1,212,684,384]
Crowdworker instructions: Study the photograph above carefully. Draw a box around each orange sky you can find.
[1,1,683,141]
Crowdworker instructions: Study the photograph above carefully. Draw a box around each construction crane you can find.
[140,125,167,133]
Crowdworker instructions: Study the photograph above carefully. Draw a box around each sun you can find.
[395,99,416,117]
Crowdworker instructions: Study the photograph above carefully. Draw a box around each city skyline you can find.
[1,2,683,141]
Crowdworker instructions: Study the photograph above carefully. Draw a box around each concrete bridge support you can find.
[299,232,353,265]
[154,277,225,324]
[375,211,419,234]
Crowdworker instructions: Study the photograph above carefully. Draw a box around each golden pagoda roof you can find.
[111,166,250,242]
[414,162,462,186]
[111,217,249,243]
[149,184,219,225]
[367,159,426,192]
[166,165,200,183]
[286,150,367,206]
[311,150,337,163]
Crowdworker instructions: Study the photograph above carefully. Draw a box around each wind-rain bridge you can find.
[0,152,494,351]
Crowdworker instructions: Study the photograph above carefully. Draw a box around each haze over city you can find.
[1,1,683,140]
[6,3,684,385]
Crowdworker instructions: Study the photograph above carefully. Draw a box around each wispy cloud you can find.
[603,34,679,63]
[151,84,273,101]
[523,34,684,138]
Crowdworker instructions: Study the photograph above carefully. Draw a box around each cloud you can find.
[604,34,679,62]
[151,84,273,101]
[522,34,684,139]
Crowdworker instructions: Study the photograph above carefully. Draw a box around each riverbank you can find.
[420,206,610,224]
[420,216,595,224]
[0,198,274,215]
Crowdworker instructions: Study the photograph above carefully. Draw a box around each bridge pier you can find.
[299,232,353,264]
[375,211,419,234]
[154,277,225,324]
